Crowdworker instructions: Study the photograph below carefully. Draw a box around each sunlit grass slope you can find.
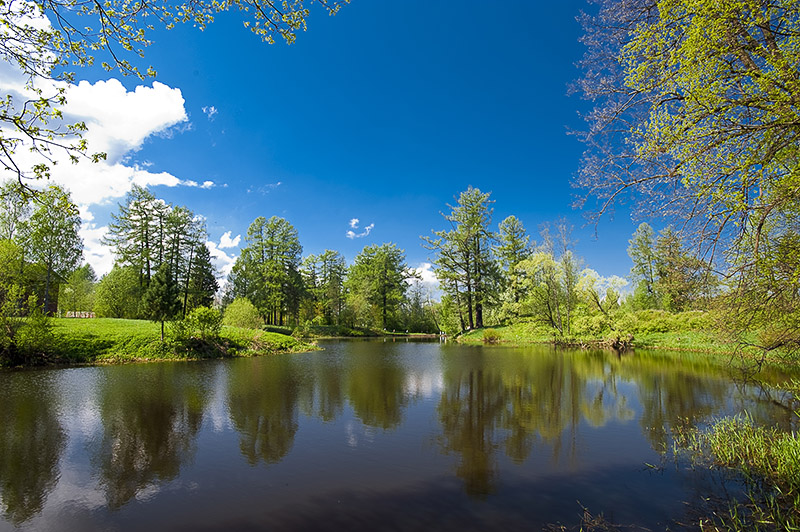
[49,318,312,364]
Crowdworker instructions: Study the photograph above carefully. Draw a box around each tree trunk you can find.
[182,246,195,317]
[464,249,474,330]
[454,281,466,332]
[475,238,483,328]
[44,263,52,316]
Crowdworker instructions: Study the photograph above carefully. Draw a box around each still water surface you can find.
[1,340,798,531]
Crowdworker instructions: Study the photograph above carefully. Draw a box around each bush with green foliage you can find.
[482,328,501,344]
[615,309,714,335]
[0,290,53,366]
[222,297,262,329]
[291,320,313,339]
[93,266,142,318]
[172,306,222,342]
[571,313,616,337]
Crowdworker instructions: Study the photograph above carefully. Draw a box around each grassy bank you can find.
[41,318,314,365]
[458,321,732,353]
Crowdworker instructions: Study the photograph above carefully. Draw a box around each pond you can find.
[0,339,798,531]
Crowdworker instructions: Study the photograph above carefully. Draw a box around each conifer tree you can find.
[142,264,181,341]
[186,243,219,313]
[423,187,498,330]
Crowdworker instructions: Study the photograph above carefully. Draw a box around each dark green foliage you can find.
[185,243,218,314]
[229,216,303,326]
[301,249,346,325]
[627,223,658,309]
[495,215,531,309]
[653,227,713,312]
[345,243,411,330]
[103,185,163,288]
[103,186,208,311]
[627,224,716,312]
[0,291,53,367]
[482,328,500,344]
[142,264,182,341]
[400,281,438,333]
[0,182,82,365]
[27,186,83,314]
[172,306,222,342]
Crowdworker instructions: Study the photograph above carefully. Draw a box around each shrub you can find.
[222,298,262,329]
[186,306,222,340]
[572,314,614,337]
[1,291,54,366]
[482,328,501,344]
[673,310,713,330]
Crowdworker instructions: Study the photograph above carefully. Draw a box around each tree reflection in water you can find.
[92,363,211,509]
[435,347,760,498]
[0,372,64,525]
[228,356,300,465]
[345,343,409,430]
[299,353,345,423]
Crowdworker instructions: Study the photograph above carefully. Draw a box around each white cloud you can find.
[64,79,188,162]
[202,105,218,120]
[80,223,114,276]
[246,182,282,195]
[218,231,241,249]
[0,71,219,275]
[206,232,244,279]
[0,10,215,277]
[0,75,195,208]
[206,241,237,279]
[406,263,441,301]
[409,263,438,285]
[176,178,216,190]
[346,218,374,239]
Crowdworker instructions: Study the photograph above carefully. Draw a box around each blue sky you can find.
[7,0,642,284]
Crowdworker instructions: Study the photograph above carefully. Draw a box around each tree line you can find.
[1,176,724,359]
[97,185,218,321]
[224,216,432,333]
[0,182,221,359]
[423,186,719,339]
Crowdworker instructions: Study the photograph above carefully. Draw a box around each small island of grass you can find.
[3,316,314,368]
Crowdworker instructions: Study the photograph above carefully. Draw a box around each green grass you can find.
[456,318,739,354]
[47,318,314,365]
[457,321,555,346]
[631,330,733,353]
